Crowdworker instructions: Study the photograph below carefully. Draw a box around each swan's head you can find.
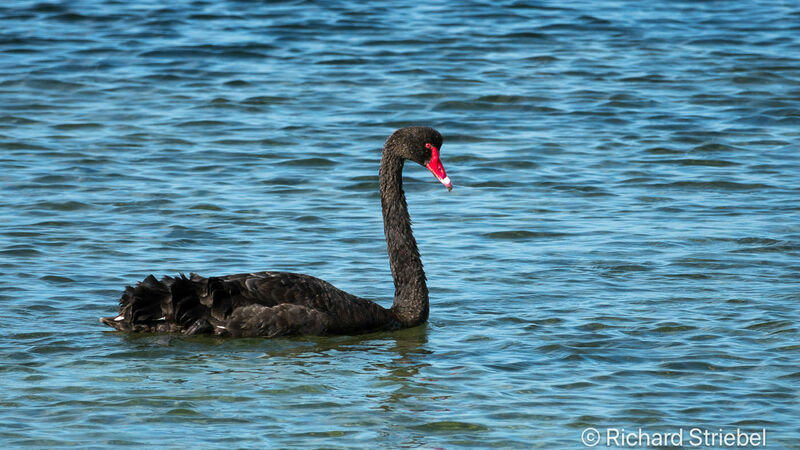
[387,126,452,191]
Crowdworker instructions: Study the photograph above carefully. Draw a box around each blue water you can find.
[1,0,799,447]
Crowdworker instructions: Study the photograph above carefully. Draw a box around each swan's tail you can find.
[99,274,212,334]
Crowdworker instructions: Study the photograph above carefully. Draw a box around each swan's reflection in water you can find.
[113,324,432,392]
[108,326,436,444]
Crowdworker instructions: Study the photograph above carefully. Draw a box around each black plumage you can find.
[100,127,451,337]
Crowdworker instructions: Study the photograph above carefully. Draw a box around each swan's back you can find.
[101,272,394,337]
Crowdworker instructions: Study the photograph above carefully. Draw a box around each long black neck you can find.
[379,150,429,326]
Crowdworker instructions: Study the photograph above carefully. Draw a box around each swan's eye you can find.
[425,143,433,149]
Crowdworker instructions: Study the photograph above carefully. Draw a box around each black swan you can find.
[100,126,452,337]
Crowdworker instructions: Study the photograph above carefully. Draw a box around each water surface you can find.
[1,0,799,447]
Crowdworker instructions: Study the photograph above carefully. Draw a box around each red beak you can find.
[425,145,452,191]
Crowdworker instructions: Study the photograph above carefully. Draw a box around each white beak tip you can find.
[440,176,452,191]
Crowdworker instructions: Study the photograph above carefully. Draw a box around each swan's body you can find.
[100,127,451,337]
